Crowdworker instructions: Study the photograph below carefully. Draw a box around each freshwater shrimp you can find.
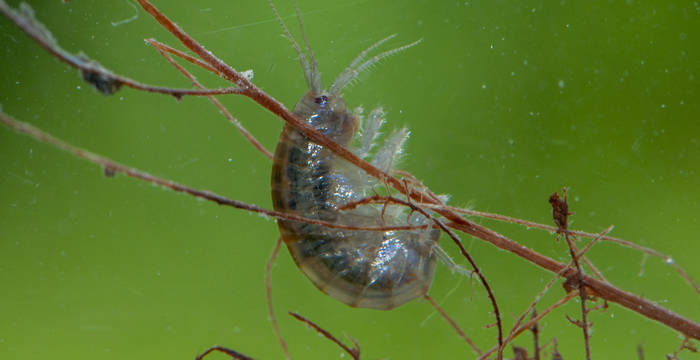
[269,2,441,310]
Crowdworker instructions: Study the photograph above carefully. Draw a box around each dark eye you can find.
[314,95,329,105]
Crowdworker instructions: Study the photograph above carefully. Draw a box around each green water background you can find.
[1,0,699,359]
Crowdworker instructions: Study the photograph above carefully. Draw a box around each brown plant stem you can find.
[549,190,592,359]
[530,310,540,360]
[480,293,578,359]
[448,220,700,340]
[289,312,360,360]
[0,1,243,98]
[497,226,612,359]
[265,238,290,360]
[196,345,254,360]
[0,112,424,235]
[440,205,700,296]
[425,293,482,355]
[146,38,273,159]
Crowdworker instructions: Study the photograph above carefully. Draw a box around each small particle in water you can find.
[481,83,487,89]
[257,212,271,221]
[104,166,116,177]
[558,79,565,88]
[240,69,254,81]
[76,85,81,90]
[665,257,674,265]
[661,104,666,109]
[227,158,233,162]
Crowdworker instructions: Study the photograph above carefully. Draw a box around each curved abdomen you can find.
[271,99,438,310]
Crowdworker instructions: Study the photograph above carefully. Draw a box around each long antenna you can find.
[267,0,320,94]
[293,0,321,94]
[329,37,422,96]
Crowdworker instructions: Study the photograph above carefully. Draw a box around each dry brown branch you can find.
[146,38,273,159]
[289,312,361,360]
[424,294,483,355]
[550,190,591,359]
[447,217,700,341]
[0,112,424,234]
[265,237,290,360]
[496,225,612,359]
[480,293,578,359]
[437,205,700,296]
[0,1,243,98]
[195,345,254,360]
[530,310,540,360]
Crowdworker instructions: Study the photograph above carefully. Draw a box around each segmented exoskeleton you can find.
[269,2,439,310]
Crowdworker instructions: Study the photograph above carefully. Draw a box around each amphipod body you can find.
[270,8,438,310]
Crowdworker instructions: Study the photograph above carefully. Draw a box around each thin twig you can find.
[146,38,219,74]
[431,203,700,296]
[637,344,644,360]
[289,312,360,360]
[0,1,244,98]
[550,190,591,360]
[0,112,424,234]
[195,345,254,360]
[147,39,273,159]
[446,218,700,341]
[666,336,693,359]
[530,310,540,360]
[265,238,290,360]
[424,294,482,356]
[496,224,609,358]
[480,292,578,359]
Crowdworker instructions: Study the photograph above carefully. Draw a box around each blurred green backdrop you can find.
[1,0,699,359]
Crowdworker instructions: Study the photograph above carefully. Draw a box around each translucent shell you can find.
[271,92,439,310]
